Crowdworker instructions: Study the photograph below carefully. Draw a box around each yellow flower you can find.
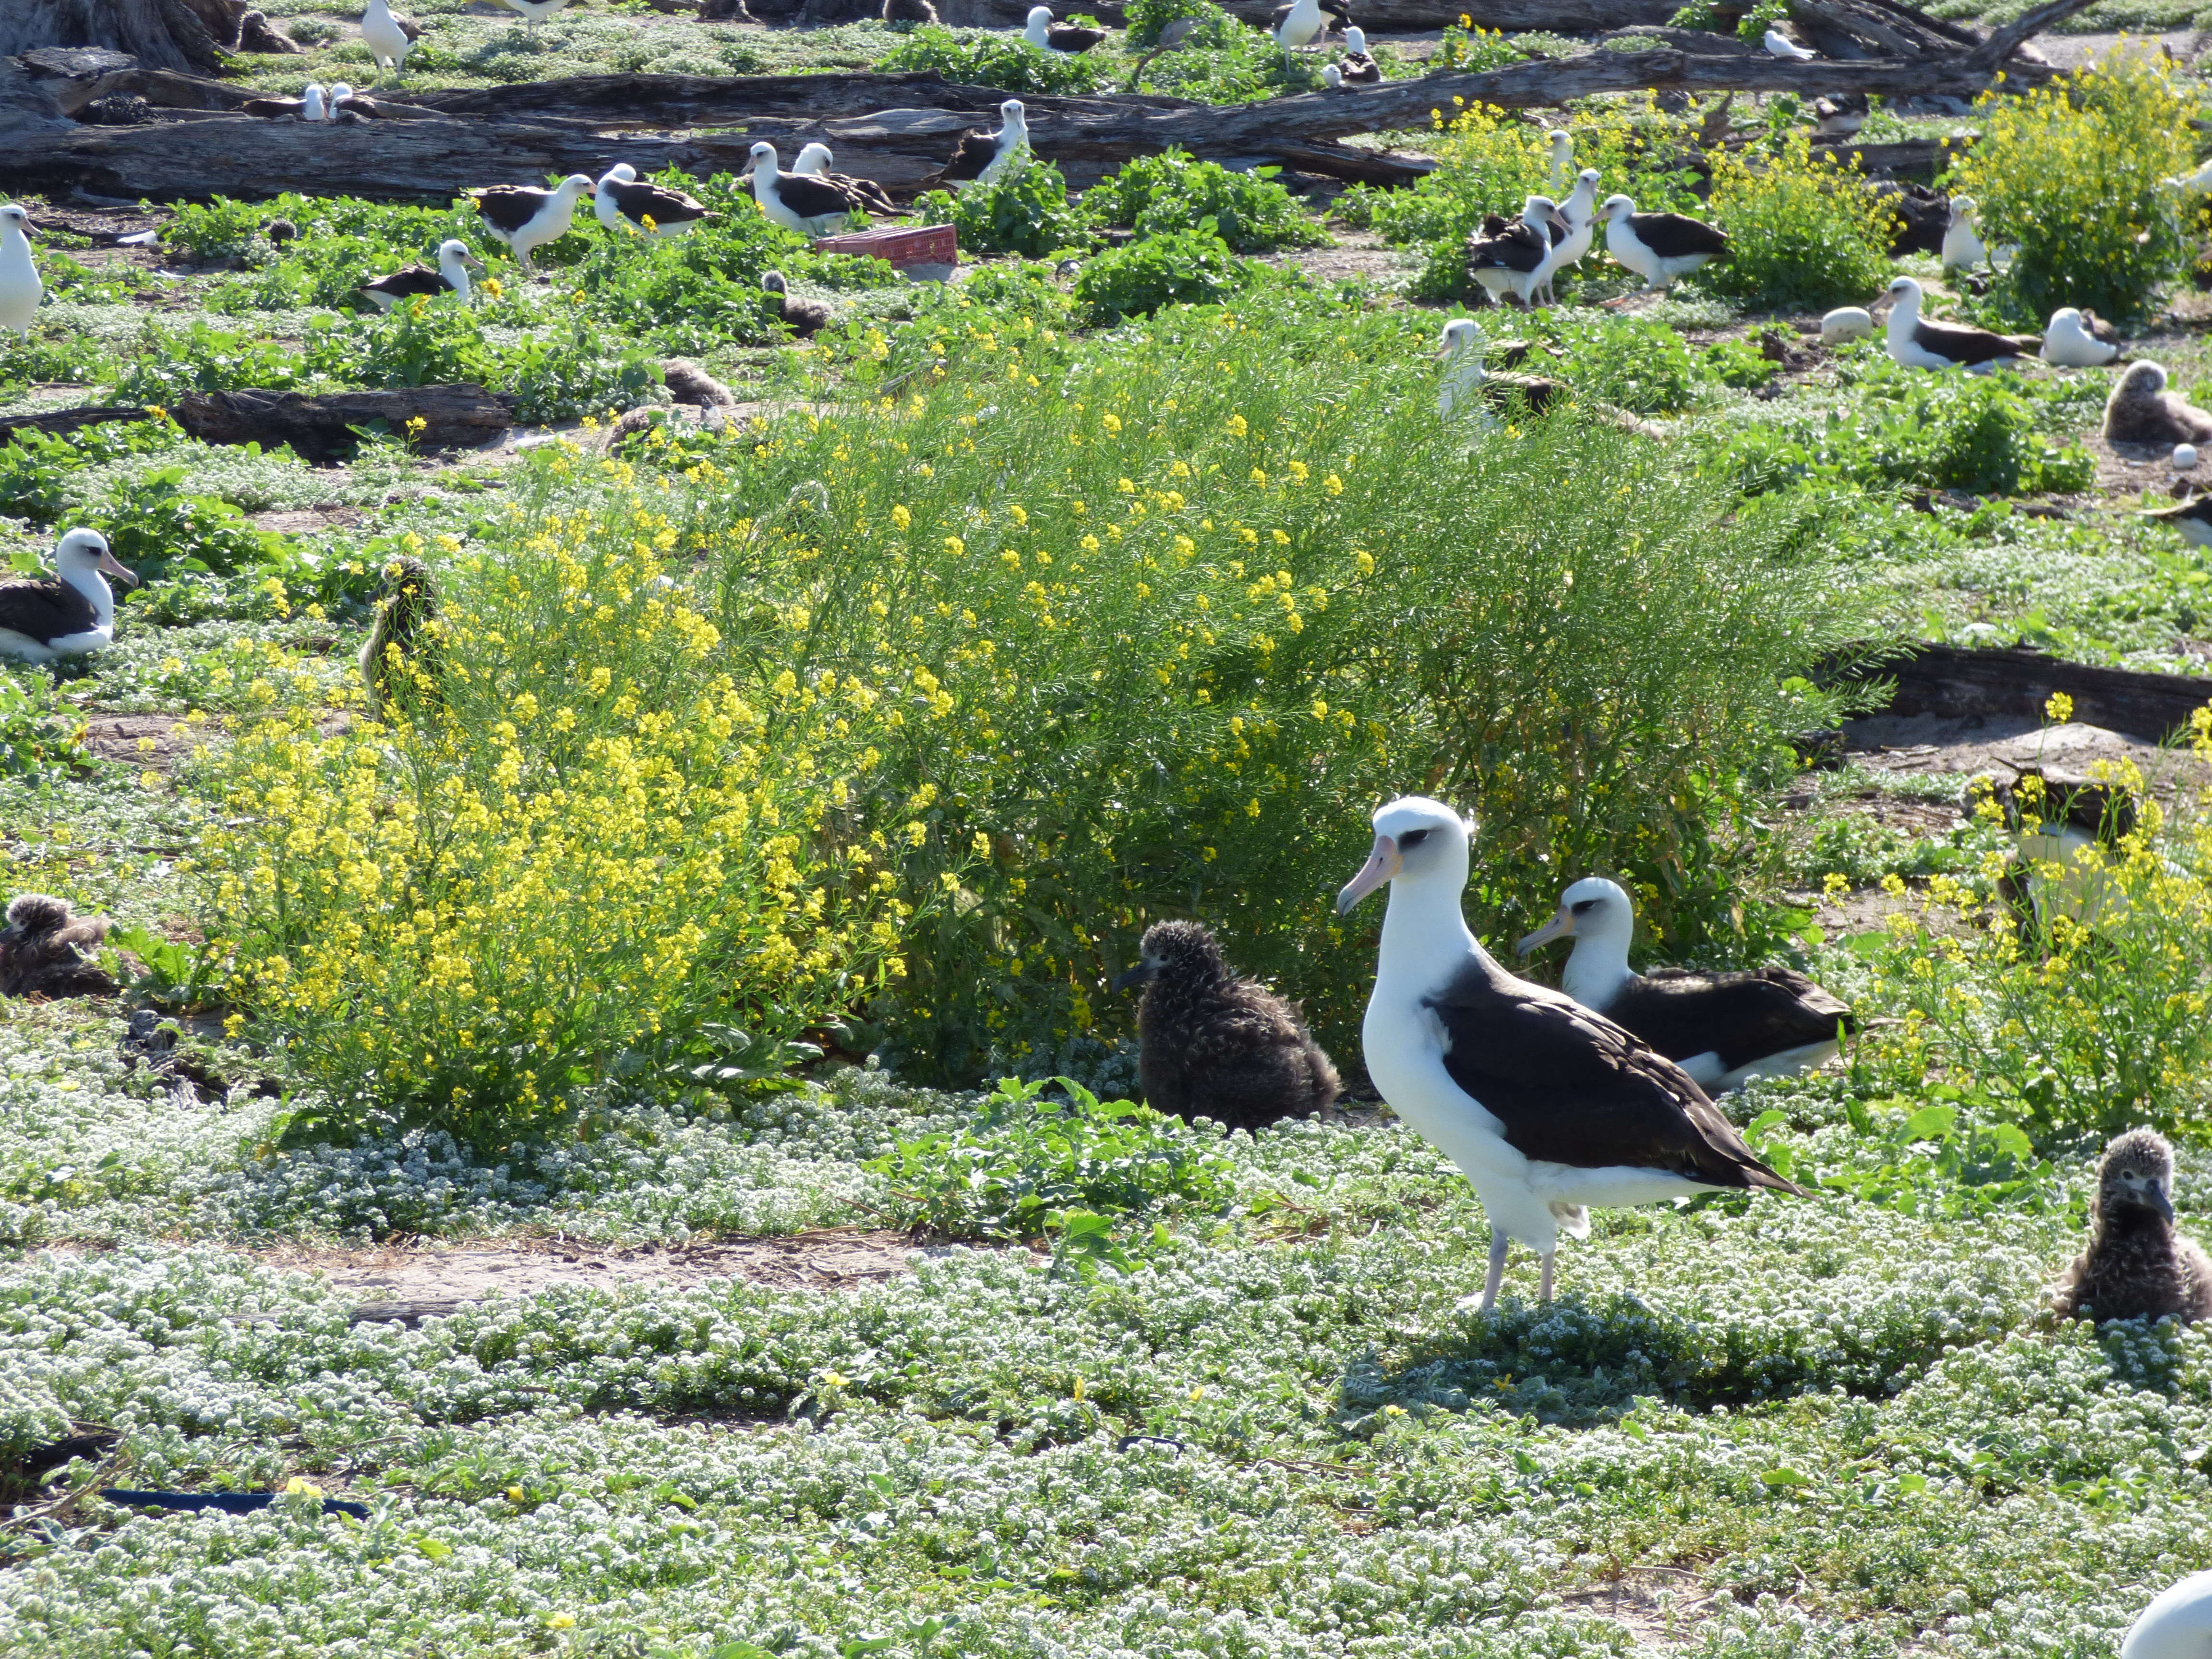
[944,535,965,557]
[891,505,912,530]
[1226,414,1247,437]
[2045,691,2074,724]
[548,1613,577,1630]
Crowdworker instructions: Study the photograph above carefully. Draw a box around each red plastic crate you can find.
[810,224,957,269]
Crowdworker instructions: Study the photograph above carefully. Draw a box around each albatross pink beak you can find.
[1515,906,1573,956]
[98,547,139,587]
[1335,833,1401,914]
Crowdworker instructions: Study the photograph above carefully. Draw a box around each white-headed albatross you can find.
[242,82,331,121]
[1763,25,1815,57]
[360,240,482,309]
[2040,306,2120,368]
[361,0,416,80]
[1598,194,1728,292]
[743,143,870,236]
[1940,194,1988,271]
[1540,167,1602,304]
[1467,195,1570,308]
[1545,129,1574,196]
[1878,276,2037,372]
[1025,7,1106,50]
[0,529,138,664]
[788,145,898,215]
[1339,796,1803,1310]
[1517,877,1857,1092]
[593,164,712,237]
[496,0,572,36]
[926,100,1032,191]
[1438,318,1562,422]
[469,174,594,273]
[1337,25,1381,82]
[0,204,41,339]
[2123,1570,2212,1659]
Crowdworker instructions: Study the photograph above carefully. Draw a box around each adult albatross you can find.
[743,143,871,236]
[1598,194,1728,292]
[593,164,712,237]
[0,529,138,664]
[469,174,594,273]
[1339,796,1803,1310]
[1878,276,2037,371]
[1518,877,1857,1092]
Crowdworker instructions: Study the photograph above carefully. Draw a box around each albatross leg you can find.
[1469,1229,1510,1313]
[1538,1250,1555,1303]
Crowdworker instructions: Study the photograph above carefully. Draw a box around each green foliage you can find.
[1124,0,1208,47]
[108,925,233,1016]
[1430,20,1536,70]
[701,314,1858,1082]
[0,673,90,781]
[873,25,1108,93]
[1711,354,2097,498]
[1703,334,1781,389]
[112,322,309,403]
[1752,1098,2058,1219]
[1734,0,1792,40]
[1125,2,1281,102]
[1703,130,1897,312]
[866,1074,1237,1245]
[1072,227,1264,322]
[919,160,1090,259]
[1084,150,1326,253]
[1951,59,2196,325]
[1539,313,1700,414]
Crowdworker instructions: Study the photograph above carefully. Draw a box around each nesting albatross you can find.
[2040,306,2120,368]
[1518,877,1857,1092]
[2050,1128,2212,1326]
[593,164,711,237]
[925,100,1031,191]
[1879,276,2037,372]
[1339,796,1803,1310]
[359,240,482,309]
[2103,361,2212,448]
[0,529,137,664]
[1024,7,1106,50]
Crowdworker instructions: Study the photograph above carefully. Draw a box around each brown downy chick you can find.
[1112,919,1339,1131]
[0,894,117,999]
[359,555,441,720]
[2051,1127,2212,1325]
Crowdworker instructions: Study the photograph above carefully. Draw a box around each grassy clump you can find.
[873,25,1109,94]
[1084,150,1326,253]
[1072,227,1268,322]
[1703,130,1898,313]
[919,160,1091,259]
[1949,57,2195,324]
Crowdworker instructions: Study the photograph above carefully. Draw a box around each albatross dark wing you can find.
[1607,968,1856,1074]
[605,178,710,228]
[778,171,868,222]
[360,264,448,301]
[470,187,551,235]
[1467,219,1549,276]
[821,170,898,216]
[0,579,98,646]
[1914,317,2034,365]
[1629,211,1730,260]
[1424,959,1802,1192]
[926,129,999,187]
[1046,20,1106,48]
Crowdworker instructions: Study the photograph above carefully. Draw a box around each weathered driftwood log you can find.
[0,404,152,446]
[173,384,512,460]
[0,0,237,75]
[1865,644,2212,744]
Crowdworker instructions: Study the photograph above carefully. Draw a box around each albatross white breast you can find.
[1598,193,1727,291]
[592,164,711,237]
[1518,877,1857,1091]
[2040,306,2120,368]
[1879,275,2037,372]
[1338,796,1803,1310]
[744,142,873,236]
[925,100,1032,191]
[469,174,594,273]
[360,239,483,310]
[0,204,41,339]
[0,529,138,664]
[1466,195,1570,308]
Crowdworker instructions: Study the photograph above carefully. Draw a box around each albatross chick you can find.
[1111,920,1339,1130]
[0,895,116,1001]
[2104,361,2212,449]
[2051,1128,2212,1326]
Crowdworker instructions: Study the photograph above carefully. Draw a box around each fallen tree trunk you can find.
[0,404,152,445]
[173,384,512,460]
[1862,644,2212,744]
[1,0,2104,204]
[0,0,237,75]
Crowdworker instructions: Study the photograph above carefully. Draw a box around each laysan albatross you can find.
[1339,796,1803,1310]
[593,164,712,237]
[469,175,594,273]
[360,0,416,81]
[925,100,1031,191]
[359,240,482,310]
[1597,194,1728,292]
[0,204,41,339]
[2122,1570,2212,1659]
[2040,306,2120,368]
[1024,7,1106,51]
[790,145,898,216]
[1437,318,1563,422]
[1517,877,1857,1092]
[1878,276,2037,372]
[0,529,138,665]
[1336,25,1381,82]
[1539,167,1602,304]
[1466,196,1571,308]
[743,143,872,236]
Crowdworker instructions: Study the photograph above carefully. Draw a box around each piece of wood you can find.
[172,384,512,460]
[1861,644,2212,744]
[0,0,233,76]
[1216,0,1679,26]
[0,404,153,445]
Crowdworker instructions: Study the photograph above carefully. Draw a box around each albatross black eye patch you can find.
[1398,829,1432,849]
[1571,900,1598,914]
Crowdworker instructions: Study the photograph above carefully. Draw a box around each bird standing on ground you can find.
[1517,878,1857,1092]
[1111,920,1340,1131]
[359,240,482,309]
[0,204,40,340]
[1764,25,1815,58]
[1338,796,1802,1311]
[1337,24,1381,82]
[0,896,116,1001]
[1025,6,1106,51]
[925,100,1031,191]
[1878,276,2037,372]
[1597,194,1728,292]
[360,0,415,80]
[1545,129,1574,195]
[1467,195,1571,308]
[788,145,898,215]
[593,164,712,237]
[1940,195,1989,271]
[2103,361,2212,448]
[469,174,595,273]
[496,0,572,37]
[2050,1128,2212,1325]
[743,143,873,236]
[1271,0,1342,63]
[1539,167,1601,304]
[2040,306,2120,368]
[2122,1571,2212,1659]
[0,529,137,665]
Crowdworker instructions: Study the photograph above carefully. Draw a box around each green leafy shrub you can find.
[1702,130,1896,312]
[919,160,1091,259]
[874,25,1108,93]
[868,1074,1236,1244]
[0,672,90,780]
[1125,2,1281,101]
[113,322,312,402]
[1539,313,1700,413]
[706,313,1859,1082]
[1084,150,1325,253]
[1950,58,2195,325]
[1431,20,1535,70]
[1125,0,1208,47]
[1072,226,1262,322]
